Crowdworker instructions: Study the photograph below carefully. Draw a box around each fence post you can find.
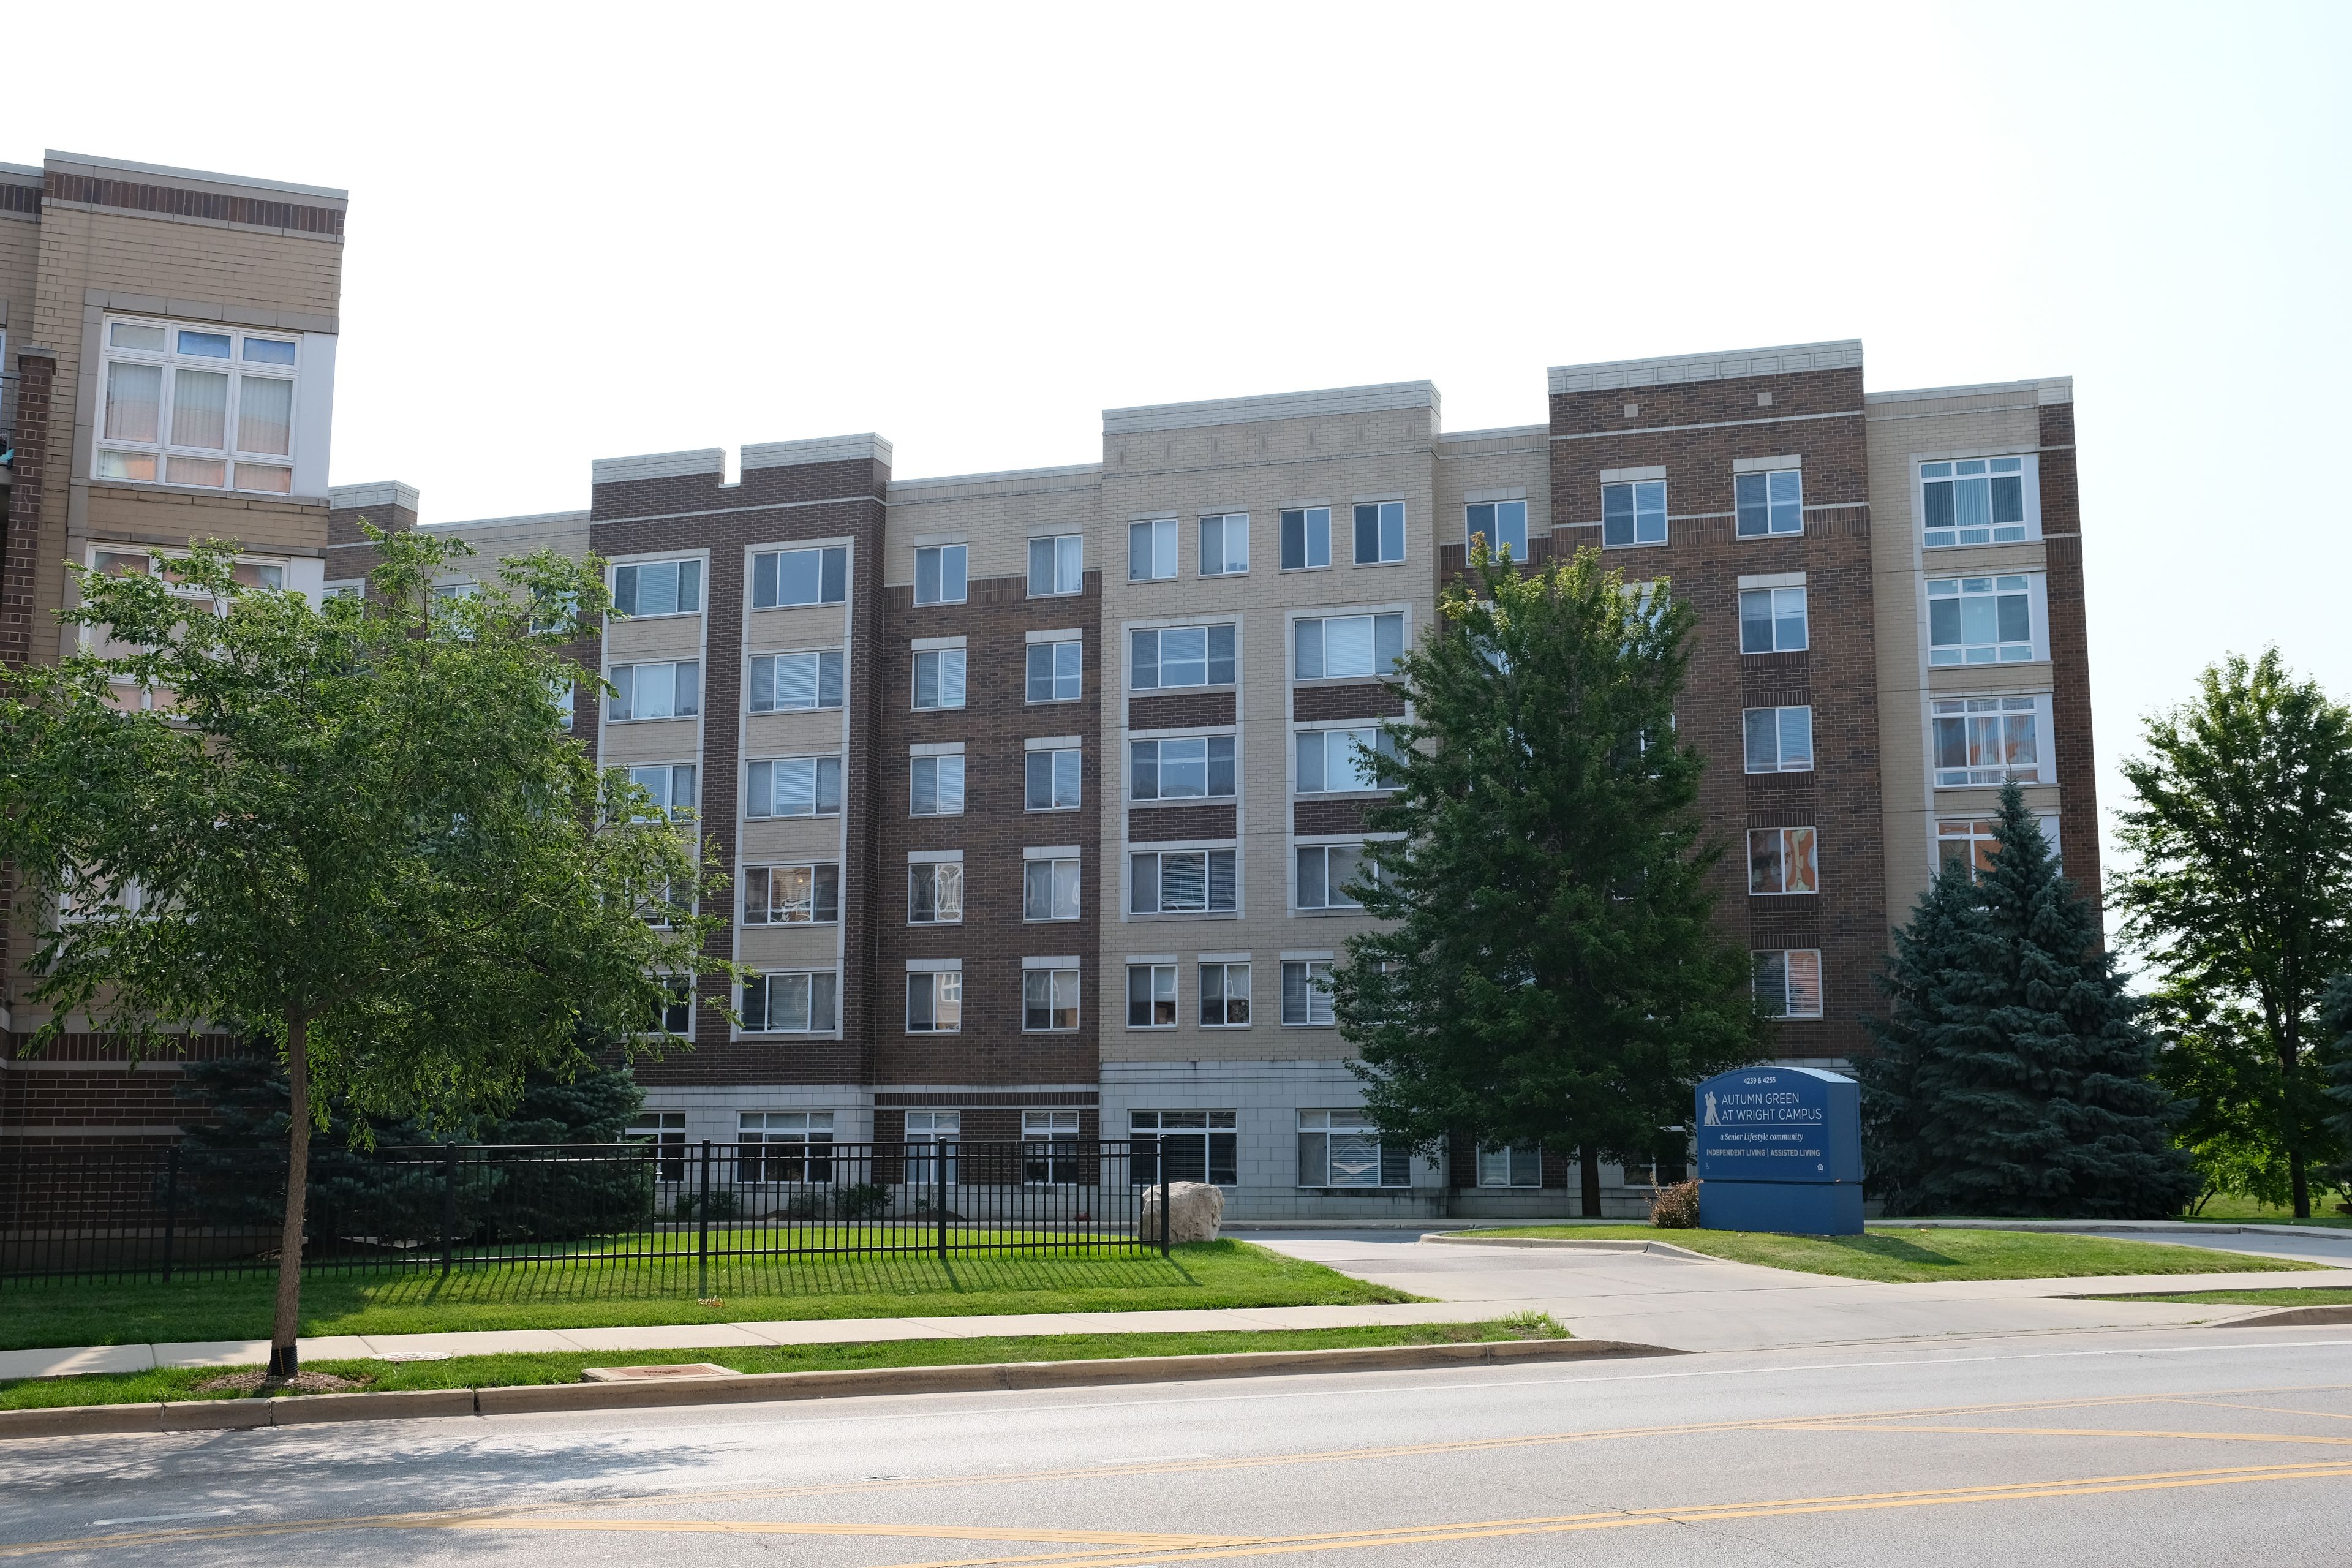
[1159,1155,1170,1259]
[696,1140,712,1301]
[440,1142,458,1278]
[935,1140,948,1261]
[160,1147,179,1284]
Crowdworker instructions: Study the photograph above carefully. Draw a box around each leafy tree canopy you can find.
[1332,541,1765,1215]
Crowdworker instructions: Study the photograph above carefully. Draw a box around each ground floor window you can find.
[1298,1109,1410,1189]
[904,1109,959,1186]
[1131,1109,1237,1186]
[739,1110,835,1183]
[1478,1145,1540,1188]
[1619,1151,1690,1189]
[1024,1110,1083,1185]
[627,1110,687,1182]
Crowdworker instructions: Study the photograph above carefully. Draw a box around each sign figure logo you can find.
[1702,1091,1719,1127]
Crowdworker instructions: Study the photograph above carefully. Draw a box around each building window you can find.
[914,647,967,710]
[1466,500,1528,562]
[609,660,701,721]
[1296,843,1378,910]
[1352,502,1406,565]
[1735,470,1803,538]
[1025,748,1082,811]
[1028,638,1083,703]
[908,862,964,924]
[628,764,698,821]
[613,559,703,617]
[903,1110,960,1187]
[1922,458,2029,548]
[1747,827,1819,895]
[1294,613,1404,680]
[1296,727,1398,793]
[750,546,847,609]
[914,545,967,606]
[553,680,575,731]
[741,971,837,1033]
[743,862,840,924]
[1131,850,1238,914]
[1024,855,1082,921]
[1131,624,1237,690]
[907,969,962,1032]
[1200,514,1250,576]
[1281,959,1335,1025]
[1602,481,1667,548]
[1028,535,1084,597]
[647,975,693,1035]
[625,1111,688,1183]
[1132,1110,1237,1186]
[1025,966,1081,1031]
[1479,1145,1541,1188]
[1126,963,1177,1027]
[750,650,845,712]
[1023,1111,1082,1185]
[1131,736,1236,801]
[1281,507,1333,570]
[1753,949,1823,1019]
[1129,518,1178,582]
[94,316,301,493]
[1932,696,2044,786]
[1743,707,1814,774]
[748,755,843,818]
[1928,576,2035,666]
[738,1111,833,1182]
[1298,1109,1409,1188]
[1199,962,1250,1027]
[1938,814,2062,879]
[910,754,965,816]
[1739,587,1808,654]
[1620,1150,1689,1189]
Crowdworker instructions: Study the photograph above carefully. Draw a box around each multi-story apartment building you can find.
[0,152,347,1150]
[344,342,2089,1220]
[0,153,2091,1217]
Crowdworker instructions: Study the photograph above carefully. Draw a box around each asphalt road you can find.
[5,1327,2349,1566]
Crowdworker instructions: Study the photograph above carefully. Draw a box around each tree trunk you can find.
[269,1014,311,1379]
[1580,1146,1603,1219]
[2278,1023,2310,1219]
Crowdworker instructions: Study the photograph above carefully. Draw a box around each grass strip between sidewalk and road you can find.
[2082,1287,2352,1306]
[0,1241,1420,1352]
[0,1316,1562,1411]
[1464,1224,2329,1283]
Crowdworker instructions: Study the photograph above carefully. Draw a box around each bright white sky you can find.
[10,1,2348,878]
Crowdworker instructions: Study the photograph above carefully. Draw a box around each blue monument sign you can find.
[1694,1065,1864,1235]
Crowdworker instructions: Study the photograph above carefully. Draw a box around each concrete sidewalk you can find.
[8,1228,2349,1382]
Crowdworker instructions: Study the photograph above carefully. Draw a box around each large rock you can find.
[1138,1180,1224,1245]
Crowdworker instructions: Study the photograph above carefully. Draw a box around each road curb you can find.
[2209,1304,2352,1328]
[1418,1232,1717,1262]
[0,1336,1677,1441]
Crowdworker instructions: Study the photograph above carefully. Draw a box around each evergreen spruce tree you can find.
[1896,780,2196,1217]
[1856,862,1980,1216]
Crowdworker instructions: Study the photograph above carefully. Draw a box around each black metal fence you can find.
[0,1140,1172,1287]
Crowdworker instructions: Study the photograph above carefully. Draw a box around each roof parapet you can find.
[1548,341,1863,395]
[1104,381,1440,436]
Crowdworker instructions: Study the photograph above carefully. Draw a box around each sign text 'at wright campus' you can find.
[1692,1065,1864,1235]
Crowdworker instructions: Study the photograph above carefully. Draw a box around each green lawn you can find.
[1465,1225,2326,1284]
[2084,1287,2352,1307]
[0,1241,1418,1352]
[2181,1194,2352,1228]
[0,1316,1560,1412]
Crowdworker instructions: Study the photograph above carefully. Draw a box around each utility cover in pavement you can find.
[581,1363,740,1382]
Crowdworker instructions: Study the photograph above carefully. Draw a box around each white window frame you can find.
[1023,962,1081,1033]
[1738,587,1809,654]
[1022,853,1082,922]
[1126,962,1178,1028]
[1129,623,1238,691]
[742,862,840,925]
[650,974,693,1036]
[1129,735,1237,802]
[1293,611,1406,682]
[1129,518,1178,582]
[747,755,843,819]
[740,971,839,1035]
[1128,846,1240,916]
[1198,960,1251,1028]
[1936,813,2063,880]
[1465,500,1529,562]
[1280,506,1333,571]
[1352,502,1406,566]
[1294,841,1380,911]
[1025,746,1083,812]
[750,546,848,609]
[611,558,703,619]
[913,646,967,710]
[1735,469,1804,539]
[910,752,966,816]
[1931,695,2051,786]
[1281,959,1335,1026]
[1919,455,2037,549]
[1028,535,1084,598]
[1199,513,1250,577]
[1294,726,1396,795]
[1746,826,1819,897]
[914,544,968,606]
[92,314,302,495]
[908,860,965,925]
[1478,1145,1542,1188]
[1602,480,1668,548]
[748,649,845,713]
[1753,949,1824,1019]
[627,763,698,821]
[1027,637,1083,703]
[1743,706,1814,774]
[1298,1109,1410,1189]
[1927,575,2044,667]
[1023,1110,1084,1186]
[608,660,701,722]
[906,965,963,1033]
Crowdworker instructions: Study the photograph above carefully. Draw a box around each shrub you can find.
[837,1183,894,1219]
[1648,1179,1700,1228]
[669,1189,739,1221]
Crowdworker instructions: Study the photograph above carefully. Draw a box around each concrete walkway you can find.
[7,1226,2348,1382]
